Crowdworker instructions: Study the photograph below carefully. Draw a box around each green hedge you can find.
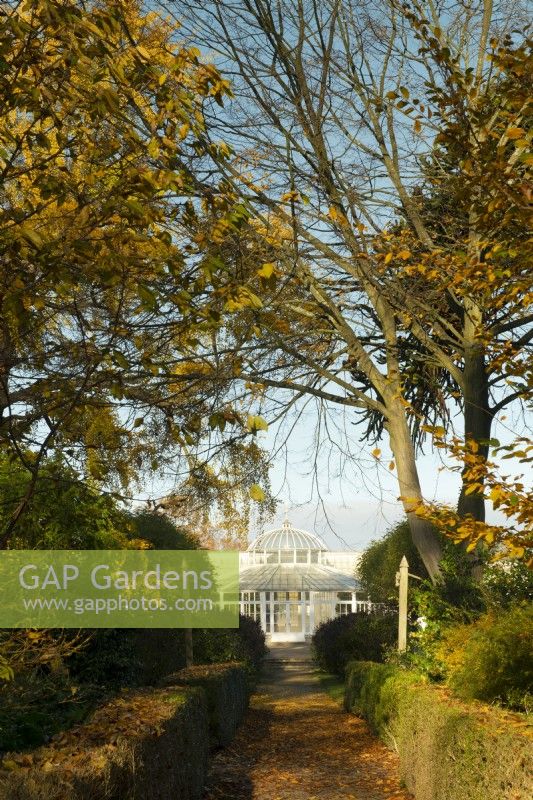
[0,687,208,800]
[160,662,249,747]
[345,661,533,800]
[193,615,267,675]
[312,612,397,674]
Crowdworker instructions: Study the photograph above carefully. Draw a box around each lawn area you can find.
[315,670,345,706]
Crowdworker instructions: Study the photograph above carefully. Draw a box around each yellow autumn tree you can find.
[0,0,265,544]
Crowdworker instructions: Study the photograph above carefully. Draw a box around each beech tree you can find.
[376,26,532,563]
[167,0,531,579]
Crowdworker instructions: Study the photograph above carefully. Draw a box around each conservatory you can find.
[239,518,366,642]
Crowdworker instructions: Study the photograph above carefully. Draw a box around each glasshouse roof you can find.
[239,564,360,592]
[248,520,327,552]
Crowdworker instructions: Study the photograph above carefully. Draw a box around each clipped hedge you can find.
[0,687,208,800]
[160,662,249,747]
[345,661,533,800]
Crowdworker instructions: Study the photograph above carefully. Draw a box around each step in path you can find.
[203,643,412,800]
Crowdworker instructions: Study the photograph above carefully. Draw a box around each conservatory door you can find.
[270,592,306,642]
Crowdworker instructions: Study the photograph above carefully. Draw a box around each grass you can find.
[315,670,345,705]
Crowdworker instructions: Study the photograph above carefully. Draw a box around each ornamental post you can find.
[396,556,408,653]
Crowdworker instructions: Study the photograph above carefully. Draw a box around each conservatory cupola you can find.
[247,518,328,564]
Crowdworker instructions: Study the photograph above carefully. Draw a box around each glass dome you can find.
[248,519,327,553]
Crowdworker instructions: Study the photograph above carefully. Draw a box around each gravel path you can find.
[202,657,412,800]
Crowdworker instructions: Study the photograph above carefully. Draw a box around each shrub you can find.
[194,615,266,675]
[161,662,249,747]
[447,603,533,711]
[71,629,195,688]
[357,520,428,604]
[345,661,533,800]
[0,673,99,753]
[481,562,533,609]
[0,627,190,751]
[344,661,419,736]
[68,629,142,688]
[405,572,484,681]
[0,630,106,752]
[0,687,209,800]
[312,612,397,674]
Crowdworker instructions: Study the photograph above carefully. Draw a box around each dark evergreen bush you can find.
[194,615,266,674]
[312,612,397,675]
[357,520,428,604]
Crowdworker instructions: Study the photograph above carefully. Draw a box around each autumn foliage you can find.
[0,0,258,543]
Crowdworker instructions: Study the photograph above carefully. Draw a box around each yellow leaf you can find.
[19,225,43,249]
[372,448,381,458]
[389,460,395,470]
[1,760,19,771]
[414,119,422,134]
[432,425,446,438]
[506,127,525,139]
[136,45,151,61]
[384,252,393,264]
[147,139,160,158]
[249,484,265,502]
[257,262,276,278]
[280,190,299,203]
[398,249,411,260]
[247,414,268,433]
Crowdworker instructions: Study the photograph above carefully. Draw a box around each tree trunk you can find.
[386,409,443,582]
[457,346,492,521]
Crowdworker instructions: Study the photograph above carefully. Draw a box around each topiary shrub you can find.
[194,615,266,675]
[0,630,122,752]
[447,602,533,711]
[68,629,142,688]
[312,612,397,675]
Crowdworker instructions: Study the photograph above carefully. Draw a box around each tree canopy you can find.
[0,452,130,549]
[167,0,532,573]
[0,0,270,544]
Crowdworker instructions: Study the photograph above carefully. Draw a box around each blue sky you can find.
[246,401,529,552]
